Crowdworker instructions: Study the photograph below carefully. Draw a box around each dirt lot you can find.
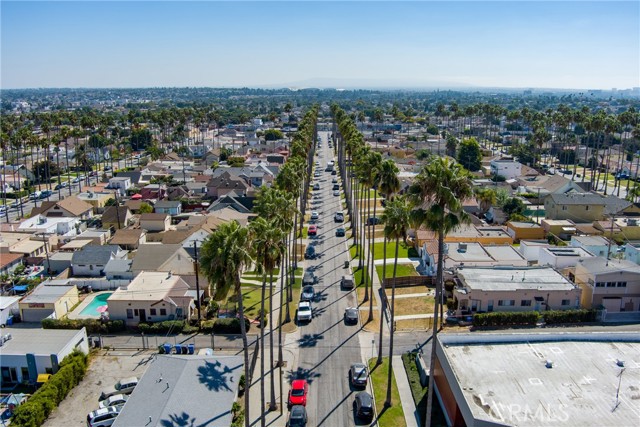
[43,350,156,427]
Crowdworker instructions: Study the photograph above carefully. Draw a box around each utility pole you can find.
[40,232,51,278]
[113,191,121,230]
[606,213,616,265]
[193,240,202,322]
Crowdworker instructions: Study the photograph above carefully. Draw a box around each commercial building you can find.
[19,281,79,322]
[574,257,640,312]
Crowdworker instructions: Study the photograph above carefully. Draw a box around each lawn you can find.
[280,271,303,332]
[297,226,308,238]
[349,244,361,260]
[368,357,406,427]
[384,285,429,297]
[231,286,271,319]
[401,352,448,427]
[375,263,418,280]
[371,241,416,260]
[395,317,434,331]
[391,295,435,317]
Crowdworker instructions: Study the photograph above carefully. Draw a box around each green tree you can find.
[502,197,526,218]
[445,134,458,157]
[32,160,61,183]
[263,129,284,141]
[476,188,497,214]
[139,203,153,214]
[456,137,482,171]
[227,156,246,167]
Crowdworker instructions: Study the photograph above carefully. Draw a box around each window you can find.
[617,281,627,288]
[90,265,94,270]
[585,206,590,211]
[160,308,167,316]
[134,309,139,315]
[150,309,157,315]
[595,282,605,287]
[498,300,515,306]
[521,300,532,307]
[606,282,616,288]
[21,367,29,380]
[562,206,567,211]
[561,299,570,306]
[126,309,133,319]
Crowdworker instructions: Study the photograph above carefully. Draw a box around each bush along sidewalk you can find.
[10,351,89,427]
[472,309,598,327]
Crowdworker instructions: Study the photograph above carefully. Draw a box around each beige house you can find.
[30,195,93,220]
[19,281,79,322]
[574,257,640,312]
[76,191,112,211]
[107,271,194,325]
[140,213,170,232]
[544,193,606,222]
[454,267,581,314]
[130,244,194,276]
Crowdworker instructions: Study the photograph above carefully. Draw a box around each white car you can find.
[87,406,120,427]
[98,394,128,409]
[99,377,138,400]
[333,190,340,196]
[297,301,312,323]
[310,211,319,220]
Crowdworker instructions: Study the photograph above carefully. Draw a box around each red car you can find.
[288,379,309,407]
[307,225,317,236]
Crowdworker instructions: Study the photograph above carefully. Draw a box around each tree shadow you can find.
[196,360,242,392]
[298,333,324,348]
[286,366,321,384]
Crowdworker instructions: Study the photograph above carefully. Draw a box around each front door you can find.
[139,309,147,322]
[487,300,494,312]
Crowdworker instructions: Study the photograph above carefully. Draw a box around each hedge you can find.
[42,318,126,334]
[542,309,597,324]
[11,351,89,427]
[473,311,540,327]
[200,318,251,334]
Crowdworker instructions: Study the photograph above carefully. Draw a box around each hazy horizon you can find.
[2,1,638,90]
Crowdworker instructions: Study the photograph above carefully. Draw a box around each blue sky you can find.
[1,1,638,90]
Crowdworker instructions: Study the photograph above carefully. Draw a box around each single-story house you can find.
[19,282,79,322]
[154,200,182,215]
[104,259,135,281]
[140,213,170,232]
[506,221,545,242]
[101,206,133,231]
[71,244,125,277]
[0,252,23,276]
[110,229,147,250]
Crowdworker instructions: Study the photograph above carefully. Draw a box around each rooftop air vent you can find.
[616,359,625,367]
[545,360,553,369]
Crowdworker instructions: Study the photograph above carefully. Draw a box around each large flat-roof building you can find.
[434,332,640,427]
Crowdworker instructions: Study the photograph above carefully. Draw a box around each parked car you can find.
[98,394,128,409]
[332,177,338,184]
[104,166,112,171]
[333,190,340,196]
[334,212,344,223]
[333,184,340,191]
[310,211,319,220]
[367,217,381,225]
[354,391,374,422]
[39,190,52,199]
[287,405,307,427]
[304,246,316,259]
[86,406,121,427]
[307,225,317,236]
[335,227,345,237]
[303,270,315,286]
[297,301,312,323]
[288,379,309,407]
[99,377,138,400]
[313,183,320,191]
[349,363,369,388]
[0,206,7,215]
[344,307,359,324]
[29,191,42,200]
[331,170,337,175]
[301,285,315,302]
[341,274,354,290]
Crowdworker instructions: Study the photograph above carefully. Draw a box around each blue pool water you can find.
[79,293,112,316]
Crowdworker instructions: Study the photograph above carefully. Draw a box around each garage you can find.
[602,297,622,312]
[18,282,79,323]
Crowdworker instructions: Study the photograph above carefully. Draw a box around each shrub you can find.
[137,320,186,334]
[473,311,540,327]
[42,318,126,334]
[542,309,596,324]
[212,317,251,334]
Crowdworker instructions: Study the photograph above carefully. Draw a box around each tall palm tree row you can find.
[409,157,473,427]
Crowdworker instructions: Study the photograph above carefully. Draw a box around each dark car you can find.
[39,190,52,199]
[301,285,315,302]
[335,227,346,237]
[367,217,381,225]
[333,184,340,191]
[354,391,374,421]
[287,405,307,427]
[349,363,369,388]
[304,246,316,259]
[344,307,359,325]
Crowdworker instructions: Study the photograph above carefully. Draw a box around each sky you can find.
[1,1,639,90]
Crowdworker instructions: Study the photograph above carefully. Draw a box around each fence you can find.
[383,275,433,288]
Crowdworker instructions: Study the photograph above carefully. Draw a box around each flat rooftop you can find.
[440,333,640,427]
[458,267,576,291]
[1,327,86,356]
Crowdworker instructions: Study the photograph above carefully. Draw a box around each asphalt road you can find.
[294,131,372,427]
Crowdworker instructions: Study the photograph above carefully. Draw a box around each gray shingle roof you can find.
[547,193,606,206]
[71,245,120,265]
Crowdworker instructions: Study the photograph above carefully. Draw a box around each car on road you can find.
[0,206,7,215]
[72,177,82,183]
[333,184,340,190]
[104,166,112,171]
[86,406,121,427]
[314,171,321,178]
[344,307,359,325]
[367,217,381,225]
[349,363,369,388]
[304,246,316,259]
[98,394,128,409]
[288,380,309,408]
[331,170,337,175]
[99,377,138,400]
[334,211,344,223]
[332,177,338,184]
[303,270,315,287]
[307,225,317,236]
[297,301,313,323]
[29,191,42,200]
[341,274,354,290]
[353,391,374,422]
[310,211,319,220]
[301,285,315,302]
[287,405,307,427]
[335,227,345,237]
[333,190,340,196]
[39,190,52,199]
[313,183,320,191]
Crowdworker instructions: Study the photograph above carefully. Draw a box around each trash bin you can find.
[163,343,172,354]
[6,316,13,326]
[344,261,349,269]
[188,343,195,355]
[174,344,182,354]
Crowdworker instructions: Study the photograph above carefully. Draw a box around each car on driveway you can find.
[98,394,128,409]
[310,211,319,220]
[297,301,312,323]
[335,227,345,237]
[349,363,369,388]
[307,225,317,236]
[288,379,309,408]
[304,246,316,259]
[344,307,359,325]
[99,377,138,400]
[334,211,344,223]
[287,404,308,427]
[354,391,374,422]
[301,285,315,302]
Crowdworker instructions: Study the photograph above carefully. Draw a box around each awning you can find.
[12,285,29,293]
[131,194,142,200]
[36,374,52,384]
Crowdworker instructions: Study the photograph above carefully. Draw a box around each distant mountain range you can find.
[256,77,475,91]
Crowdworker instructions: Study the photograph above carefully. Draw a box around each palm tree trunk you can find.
[385,236,400,406]
[259,272,266,427]
[268,268,277,410]
[367,188,376,322]
[236,279,251,427]
[376,236,388,365]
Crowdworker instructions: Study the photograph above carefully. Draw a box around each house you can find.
[518,240,551,263]
[101,206,132,231]
[623,242,640,264]
[518,174,578,198]
[594,217,640,240]
[43,252,74,275]
[453,266,581,315]
[104,259,134,280]
[130,244,194,276]
[19,281,79,322]
[206,191,256,215]
[71,244,125,277]
[140,213,170,232]
[59,239,92,252]
[107,271,194,325]
[416,224,512,250]
[574,257,640,312]
[18,215,81,237]
[544,193,606,222]
[0,253,23,276]
[8,239,47,259]
[540,219,577,239]
[538,246,594,269]
[506,221,545,242]
[154,200,182,215]
[0,296,20,326]
[490,159,522,179]
[107,176,132,195]
[113,171,143,186]
[0,327,89,385]
[422,242,527,276]
[30,196,93,220]
[74,229,110,245]
[112,354,243,427]
[206,171,251,198]
[140,184,167,200]
[570,235,612,258]
[75,191,112,210]
[109,229,147,250]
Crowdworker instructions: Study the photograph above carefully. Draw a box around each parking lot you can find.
[43,350,156,427]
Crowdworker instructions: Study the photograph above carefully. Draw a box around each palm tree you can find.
[409,157,472,427]
[476,188,497,215]
[199,221,254,427]
[380,196,411,406]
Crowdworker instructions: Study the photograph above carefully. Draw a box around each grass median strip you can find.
[368,357,406,427]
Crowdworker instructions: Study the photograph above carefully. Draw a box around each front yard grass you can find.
[375,263,418,280]
[401,352,448,427]
[368,357,406,427]
[371,241,418,260]
[391,295,435,317]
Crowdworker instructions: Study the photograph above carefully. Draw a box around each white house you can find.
[518,240,551,263]
[490,159,522,179]
[71,245,126,277]
[107,176,132,195]
[538,246,594,270]
[18,215,80,237]
[0,296,20,326]
[571,235,612,258]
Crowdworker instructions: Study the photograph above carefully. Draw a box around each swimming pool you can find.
[79,292,112,317]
